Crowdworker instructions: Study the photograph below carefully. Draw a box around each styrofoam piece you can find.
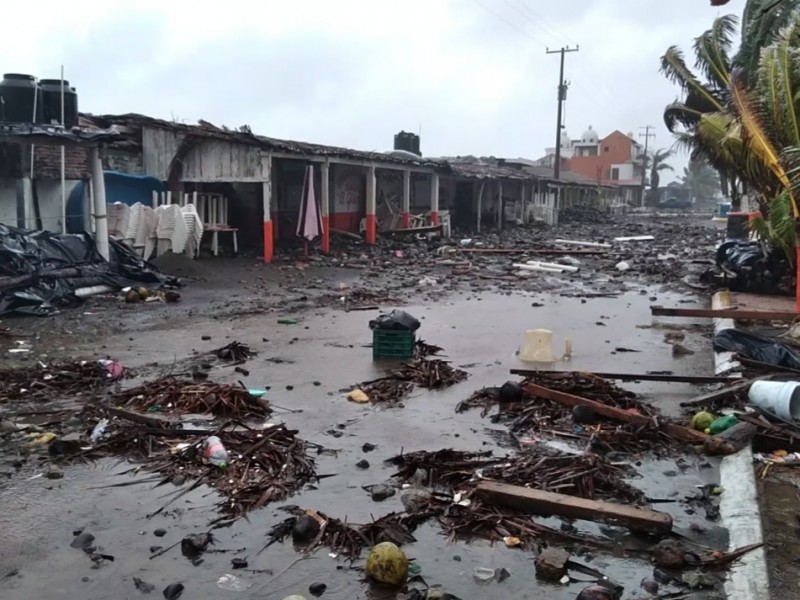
[553,238,612,248]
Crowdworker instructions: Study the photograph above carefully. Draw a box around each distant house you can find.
[535,125,645,205]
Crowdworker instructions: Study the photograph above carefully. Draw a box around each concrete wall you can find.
[0,177,81,232]
[0,179,17,226]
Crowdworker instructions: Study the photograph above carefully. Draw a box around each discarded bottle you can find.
[203,436,229,469]
[90,418,109,444]
[708,414,738,435]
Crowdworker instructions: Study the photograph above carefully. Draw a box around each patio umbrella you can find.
[296,164,323,255]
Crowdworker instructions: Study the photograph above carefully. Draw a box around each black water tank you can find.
[394,131,421,156]
[0,74,43,123]
[40,79,79,127]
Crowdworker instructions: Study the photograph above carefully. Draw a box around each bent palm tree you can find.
[644,148,675,190]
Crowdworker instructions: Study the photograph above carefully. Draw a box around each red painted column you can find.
[402,212,411,228]
[430,172,440,228]
[263,219,274,263]
[321,216,330,253]
[431,211,440,226]
[366,166,377,244]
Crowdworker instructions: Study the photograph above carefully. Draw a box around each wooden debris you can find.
[113,376,271,419]
[651,305,799,321]
[0,360,114,403]
[211,341,256,362]
[704,422,759,456]
[81,417,314,524]
[511,369,736,385]
[476,481,673,535]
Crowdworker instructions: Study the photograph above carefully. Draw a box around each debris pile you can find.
[210,341,256,362]
[75,410,315,525]
[357,356,469,405]
[112,377,271,419]
[0,360,118,403]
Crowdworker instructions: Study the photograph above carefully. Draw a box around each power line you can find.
[499,0,565,47]
[472,0,545,47]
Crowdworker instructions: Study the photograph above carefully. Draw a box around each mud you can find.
[0,217,733,599]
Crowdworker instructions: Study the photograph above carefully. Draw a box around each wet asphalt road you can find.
[0,285,726,600]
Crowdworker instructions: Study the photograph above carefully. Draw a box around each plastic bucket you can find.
[748,380,800,421]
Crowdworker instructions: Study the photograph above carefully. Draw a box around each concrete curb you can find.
[712,291,769,599]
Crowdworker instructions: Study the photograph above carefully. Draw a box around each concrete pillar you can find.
[496,181,503,230]
[262,155,273,263]
[521,182,528,224]
[365,165,376,244]
[90,147,109,260]
[430,173,440,226]
[402,169,411,228]
[321,160,330,253]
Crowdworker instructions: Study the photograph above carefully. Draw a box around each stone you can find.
[71,532,95,549]
[641,577,659,594]
[355,459,370,470]
[400,487,432,512]
[370,484,396,502]
[309,582,327,596]
[45,465,64,479]
[652,539,684,568]
[231,557,248,569]
[154,528,167,537]
[292,515,321,544]
[576,584,613,600]
[362,443,377,453]
[534,547,570,581]
[163,582,184,600]
[181,533,212,558]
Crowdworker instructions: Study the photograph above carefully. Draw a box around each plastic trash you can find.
[90,418,109,444]
[748,380,800,421]
[369,310,421,332]
[708,414,738,434]
[203,436,229,469]
[713,328,800,370]
[248,389,268,398]
[99,359,125,380]
[615,261,631,271]
[277,318,298,325]
[347,389,369,404]
[217,574,252,592]
[473,567,496,583]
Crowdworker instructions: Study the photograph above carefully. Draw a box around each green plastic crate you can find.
[372,329,415,360]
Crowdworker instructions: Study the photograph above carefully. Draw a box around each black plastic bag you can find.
[368,309,420,332]
[713,328,800,370]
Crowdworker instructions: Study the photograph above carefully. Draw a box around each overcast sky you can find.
[3,0,747,179]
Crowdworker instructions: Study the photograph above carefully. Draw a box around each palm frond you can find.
[729,69,796,213]
[693,15,738,90]
[660,47,725,111]
[736,0,800,76]
[756,16,800,147]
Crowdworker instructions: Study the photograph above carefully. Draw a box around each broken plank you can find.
[522,382,707,443]
[511,369,736,385]
[651,305,800,321]
[679,378,760,408]
[523,382,651,426]
[476,481,672,535]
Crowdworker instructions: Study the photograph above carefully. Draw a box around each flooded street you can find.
[0,286,725,600]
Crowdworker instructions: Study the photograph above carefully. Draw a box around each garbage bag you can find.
[368,309,420,332]
[0,223,178,316]
[715,241,791,295]
[713,328,800,370]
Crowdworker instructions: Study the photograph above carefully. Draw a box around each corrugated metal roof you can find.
[0,122,118,144]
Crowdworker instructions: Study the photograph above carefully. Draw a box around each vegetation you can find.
[661,0,800,260]
[642,148,675,190]
[680,158,720,201]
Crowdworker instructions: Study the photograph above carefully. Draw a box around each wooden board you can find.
[511,369,736,385]
[523,382,651,426]
[651,305,799,321]
[476,481,673,535]
[522,382,708,443]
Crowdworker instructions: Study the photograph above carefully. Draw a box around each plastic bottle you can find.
[708,414,738,435]
[203,436,229,469]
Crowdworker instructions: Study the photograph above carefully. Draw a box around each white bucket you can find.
[518,329,557,363]
[747,380,800,421]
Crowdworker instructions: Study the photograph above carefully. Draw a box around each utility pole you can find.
[547,46,579,181]
[639,125,655,206]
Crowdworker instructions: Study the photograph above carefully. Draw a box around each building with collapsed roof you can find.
[1,110,625,262]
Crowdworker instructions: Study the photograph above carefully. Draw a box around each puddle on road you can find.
[0,290,723,599]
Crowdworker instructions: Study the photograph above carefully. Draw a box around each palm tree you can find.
[680,158,720,201]
[661,1,800,211]
[644,148,675,190]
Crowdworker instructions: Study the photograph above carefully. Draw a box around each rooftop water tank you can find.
[394,131,421,156]
[0,74,43,123]
[40,79,79,127]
